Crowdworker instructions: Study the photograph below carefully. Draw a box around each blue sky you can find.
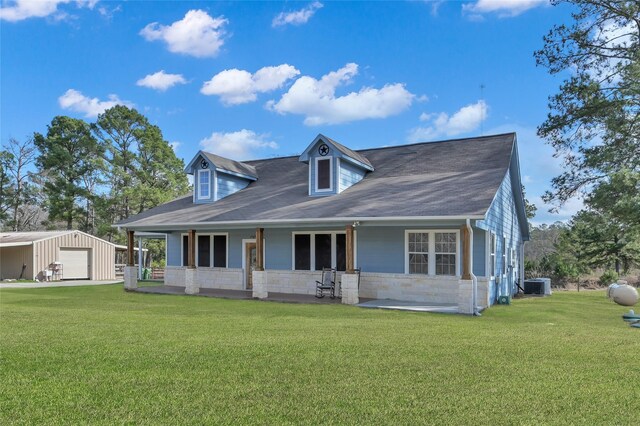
[1,0,581,224]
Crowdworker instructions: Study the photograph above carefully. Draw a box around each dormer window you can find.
[198,169,211,200]
[315,157,333,192]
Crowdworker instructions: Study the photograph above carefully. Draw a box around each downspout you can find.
[520,240,525,293]
[466,219,480,316]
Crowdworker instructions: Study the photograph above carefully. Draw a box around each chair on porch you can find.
[315,268,336,299]
[338,268,361,298]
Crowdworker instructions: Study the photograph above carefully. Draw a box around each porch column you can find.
[187,229,196,268]
[127,230,135,267]
[185,229,199,295]
[461,225,472,280]
[458,224,473,314]
[138,236,143,279]
[346,224,354,273]
[255,228,264,271]
[252,227,268,299]
[124,229,138,290]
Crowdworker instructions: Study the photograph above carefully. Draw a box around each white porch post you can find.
[341,273,359,305]
[252,270,268,299]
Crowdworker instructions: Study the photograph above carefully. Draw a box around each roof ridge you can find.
[244,132,515,164]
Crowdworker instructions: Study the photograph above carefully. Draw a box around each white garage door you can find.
[59,249,90,279]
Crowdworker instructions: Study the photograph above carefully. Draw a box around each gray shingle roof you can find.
[322,135,374,169]
[117,133,516,229]
[200,152,258,179]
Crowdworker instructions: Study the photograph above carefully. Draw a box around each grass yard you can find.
[1,285,639,425]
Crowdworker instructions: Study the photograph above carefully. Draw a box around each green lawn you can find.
[1,285,639,425]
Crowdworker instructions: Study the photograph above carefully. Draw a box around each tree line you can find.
[0,106,189,243]
[529,0,639,284]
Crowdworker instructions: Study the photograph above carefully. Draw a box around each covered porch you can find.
[122,223,479,313]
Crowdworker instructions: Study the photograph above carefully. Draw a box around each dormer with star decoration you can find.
[184,151,258,204]
[298,134,374,196]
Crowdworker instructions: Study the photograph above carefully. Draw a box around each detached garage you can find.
[0,230,117,281]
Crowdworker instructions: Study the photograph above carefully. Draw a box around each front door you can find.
[245,242,257,290]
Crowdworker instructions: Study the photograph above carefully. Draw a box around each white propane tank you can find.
[611,284,639,307]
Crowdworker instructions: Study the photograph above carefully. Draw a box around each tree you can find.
[535,0,639,206]
[34,117,104,230]
[587,169,640,232]
[92,106,188,241]
[0,138,39,231]
[569,209,639,274]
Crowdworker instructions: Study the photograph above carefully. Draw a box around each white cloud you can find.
[408,100,488,142]
[0,0,96,22]
[169,141,181,152]
[272,1,323,27]
[140,10,228,58]
[58,89,133,118]
[201,64,300,105]
[462,0,547,18]
[137,70,187,92]
[267,63,415,125]
[199,129,278,160]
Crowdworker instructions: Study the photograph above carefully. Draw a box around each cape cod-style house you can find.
[118,133,530,313]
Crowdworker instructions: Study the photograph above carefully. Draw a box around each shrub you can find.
[599,270,619,286]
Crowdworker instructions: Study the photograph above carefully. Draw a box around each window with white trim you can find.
[502,236,507,276]
[181,233,227,267]
[198,169,211,199]
[435,232,457,276]
[315,157,332,192]
[293,232,346,271]
[489,232,496,278]
[408,232,429,274]
[406,230,459,276]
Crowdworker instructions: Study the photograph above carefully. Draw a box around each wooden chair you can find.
[315,268,336,298]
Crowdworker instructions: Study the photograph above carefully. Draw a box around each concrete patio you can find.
[130,284,469,313]
[132,285,373,304]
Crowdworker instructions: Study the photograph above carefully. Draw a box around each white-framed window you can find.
[198,169,211,200]
[181,232,228,268]
[405,230,460,276]
[489,232,497,278]
[407,232,429,274]
[292,231,346,271]
[502,236,507,276]
[314,156,333,192]
[510,247,517,268]
[435,232,457,276]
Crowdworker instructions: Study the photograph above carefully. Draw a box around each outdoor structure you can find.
[0,230,118,281]
[117,133,530,313]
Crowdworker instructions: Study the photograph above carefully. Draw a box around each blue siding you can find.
[190,154,251,204]
[307,140,368,196]
[357,227,406,273]
[264,228,293,270]
[477,170,524,304]
[166,232,182,266]
[217,172,250,200]
[339,160,366,192]
[165,224,471,275]
[473,228,486,277]
[309,155,338,196]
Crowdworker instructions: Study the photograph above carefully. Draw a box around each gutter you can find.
[113,215,486,230]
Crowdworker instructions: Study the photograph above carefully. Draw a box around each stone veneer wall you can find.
[266,269,464,303]
[164,266,243,290]
[164,266,492,306]
[476,277,490,309]
[359,272,460,304]
[265,270,345,295]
